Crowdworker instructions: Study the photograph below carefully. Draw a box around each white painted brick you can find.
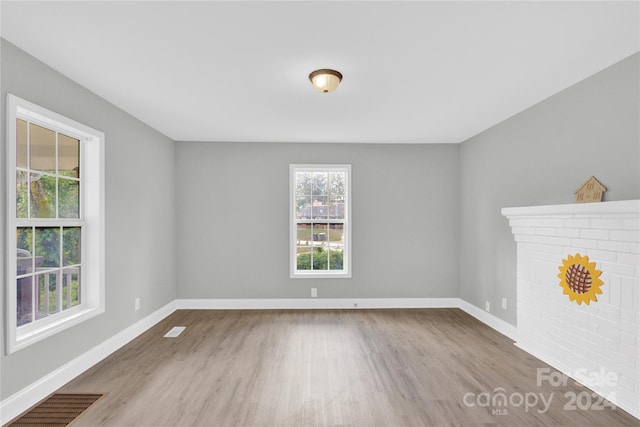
[574,214,602,219]
[599,240,631,253]
[564,307,590,323]
[618,347,640,373]
[556,228,581,238]
[616,363,639,382]
[620,331,638,346]
[597,277,610,303]
[512,226,536,235]
[611,230,640,243]
[580,229,610,240]
[540,218,565,228]
[619,320,639,335]
[620,277,635,309]
[590,218,624,229]
[597,318,621,338]
[530,252,560,263]
[618,252,640,267]
[607,275,622,307]
[616,375,638,394]
[536,227,556,236]
[548,236,573,246]
[601,262,637,277]
[585,249,618,263]
[630,243,640,254]
[564,218,591,228]
[620,308,637,323]
[622,219,640,230]
[596,352,619,377]
[570,353,599,374]
[571,238,599,249]
[596,305,620,322]
[509,218,535,227]
[593,331,619,348]
[530,237,551,246]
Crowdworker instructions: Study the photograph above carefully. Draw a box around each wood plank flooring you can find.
[55,309,639,426]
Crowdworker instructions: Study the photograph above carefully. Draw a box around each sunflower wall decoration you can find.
[557,254,604,305]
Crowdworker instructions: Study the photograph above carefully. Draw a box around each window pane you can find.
[329,223,344,244]
[296,223,311,246]
[58,133,80,178]
[329,250,344,270]
[16,171,29,218]
[296,196,311,219]
[328,172,345,196]
[17,227,34,275]
[29,123,56,173]
[313,223,328,244]
[30,174,56,218]
[317,204,330,219]
[17,119,28,168]
[312,172,327,196]
[62,267,80,308]
[59,178,80,218]
[17,276,33,327]
[295,171,312,196]
[35,227,60,268]
[71,268,81,306]
[328,196,345,219]
[311,247,328,270]
[328,224,344,271]
[296,247,313,270]
[312,224,328,270]
[63,227,81,266]
[36,273,59,318]
[49,272,60,314]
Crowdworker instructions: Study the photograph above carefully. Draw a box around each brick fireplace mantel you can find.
[502,199,639,418]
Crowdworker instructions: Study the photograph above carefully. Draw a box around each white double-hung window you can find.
[6,94,104,353]
[290,165,351,278]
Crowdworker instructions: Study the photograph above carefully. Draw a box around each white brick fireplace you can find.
[502,200,639,419]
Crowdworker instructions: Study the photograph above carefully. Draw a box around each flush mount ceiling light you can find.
[308,69,343,93]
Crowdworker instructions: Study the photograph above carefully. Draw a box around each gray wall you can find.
[459,53,640,325]
[2,36,638,403]
[176,143,460,299]
[1,40,177,399]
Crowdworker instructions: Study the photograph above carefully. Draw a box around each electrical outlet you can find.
[311,288,317,298]
[485,301,490,312]
[502,298,507,310]
[135,298,140,311]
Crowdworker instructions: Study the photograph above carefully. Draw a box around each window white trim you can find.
[6,94,105,354]
[290,164,352,279]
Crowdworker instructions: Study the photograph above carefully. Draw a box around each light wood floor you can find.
[54,309,638,426]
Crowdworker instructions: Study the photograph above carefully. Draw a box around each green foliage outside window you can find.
[296,247,343,271]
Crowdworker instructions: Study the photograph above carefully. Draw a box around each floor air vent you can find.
[7,393,103,427]
[164,326,186,338]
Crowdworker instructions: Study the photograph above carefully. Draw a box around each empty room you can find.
[1,1,639,426]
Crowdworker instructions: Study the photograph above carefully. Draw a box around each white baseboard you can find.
[0,300,177,424]
[2,297,519,423]
[457,299,519,341]
[175,297,460,310]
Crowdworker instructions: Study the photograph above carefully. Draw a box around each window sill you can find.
[291,271,352,279]
[10,306,104,354]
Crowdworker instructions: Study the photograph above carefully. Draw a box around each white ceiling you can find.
[1,1,638,143]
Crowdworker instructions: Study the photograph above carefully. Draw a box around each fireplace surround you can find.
[503,199,639,418]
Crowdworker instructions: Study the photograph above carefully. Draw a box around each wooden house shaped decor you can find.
[575,176,606,203]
